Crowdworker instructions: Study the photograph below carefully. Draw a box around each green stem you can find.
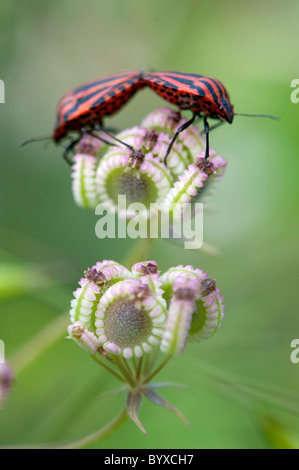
[143,356,172,385]
[132,355,138,374]
[61,407,128,449]
[1,407,128,449]
[142,347,160,379]
[120,356,134,379]
[111,356,136,388]
[136,357,144,381]
[90,354,125,383]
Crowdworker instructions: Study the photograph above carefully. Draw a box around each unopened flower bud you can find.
[160,265,225,347]
[0,361,14,408]
[67,321,101,354]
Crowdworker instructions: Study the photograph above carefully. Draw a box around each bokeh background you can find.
[0,0,299,449]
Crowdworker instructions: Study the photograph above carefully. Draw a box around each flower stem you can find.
[143,356,172,385]
[1,407,128,449]
[60,406,128,449]
[90,354,125,383]
[142,347,160,379]
[120,357,134,379]
[136,357,144,381]
[111,356,136,388]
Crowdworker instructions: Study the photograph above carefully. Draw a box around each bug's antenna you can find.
[20,135,52,147]
[235,113,280,121]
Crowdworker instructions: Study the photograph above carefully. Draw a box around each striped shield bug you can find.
[144,71,279,168]
[22,70,146,164]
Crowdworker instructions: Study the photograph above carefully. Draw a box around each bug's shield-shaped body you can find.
[53,70,145,141]
[144,71,234,123]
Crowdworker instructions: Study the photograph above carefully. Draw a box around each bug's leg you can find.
[201,120,225,170]
[81,127,117,147]
[62,137,81,165]
[203,117,213,171]
[93,125,139,160]
[164,113,197,165]
[207,121,225,133]
[103,126,120,135]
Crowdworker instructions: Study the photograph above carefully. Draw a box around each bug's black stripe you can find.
[163,74,221,107]
[145,76,183,92]
[148,74,207,98]
[60,74,144,122]
[70,71,140,96]
[221,98,231,116]
[61,79,141,121]
[147,72,227,107]
[156,72,226,97]
[196,79,220,106]
[206,77,226,100]
[179,74,229,103]
[163,74,210,99]
[61,86,113,121]
[89,85,137,108]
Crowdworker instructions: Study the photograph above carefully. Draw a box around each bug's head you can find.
[218,98,234,124]
[53,122,67,142]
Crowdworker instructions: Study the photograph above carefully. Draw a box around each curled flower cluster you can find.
[71,107,227,218]
[67,260,225,433]
[68,260,225,358]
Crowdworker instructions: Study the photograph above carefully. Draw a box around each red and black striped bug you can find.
[22,70,146,164]
[144,71,278,168]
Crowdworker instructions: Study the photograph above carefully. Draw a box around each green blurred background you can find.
[1,0,299,449]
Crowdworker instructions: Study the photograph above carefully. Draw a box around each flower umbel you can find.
[67,260,225,435]
[71,107,227,222]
